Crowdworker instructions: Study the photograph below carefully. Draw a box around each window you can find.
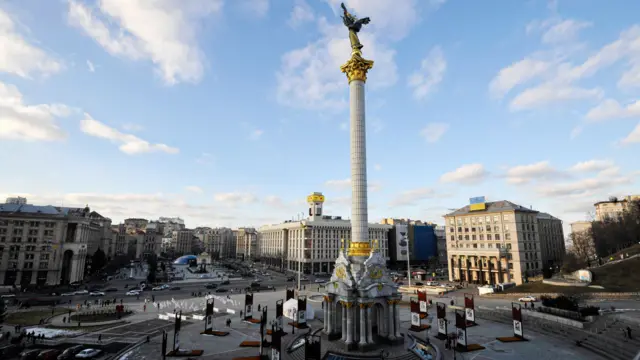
[479,234,484,240]
[488,243,493,248]
[457,227,462,232]
[457,219,462,225]
[464,235,469,240]
[504,224,509,231]
[458,235,462,240]
[464,228,469,233]
[478,217,483,224]
[495,234,501,240]
[449,219,454,225]
[503,214,509,221]
[486,225,491,232]
[494,226,500,232]
[493,215,499,222]
[472,235,476,240]
[450,235,454,241]
[487,234,492,240]
[485,216,491,222]
[471,227,476,232]
[480,244,485,248]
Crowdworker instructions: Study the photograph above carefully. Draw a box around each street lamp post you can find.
[406,219,412,287]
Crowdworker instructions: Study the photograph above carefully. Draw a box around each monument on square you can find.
[323,2,403,351]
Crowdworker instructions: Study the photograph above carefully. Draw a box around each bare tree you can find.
[569,230,595,264]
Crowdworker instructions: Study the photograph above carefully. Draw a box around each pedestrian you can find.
[531,303,535,310]
[98,334,102,343]
[144,304,147,312]
[258,304,261,311]
[627,326,632,339]
[623,328,627,339]
[524,302,528,309]
[240,310,243,318]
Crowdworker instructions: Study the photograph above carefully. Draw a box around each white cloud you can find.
[249,129,264,140]
[276,17,397,111]
[569,126,582,139]
[67,0,222,85]
[538,176,632,198]
[213,192,257,204]
[440,164,488,185]
[489,58,553,98]
[408,46,446,100]
[585,99,640,122]
[569,159,615,173]
[196,152,214,164]
[505,161,563,184]
[185,186,203,193]
[241,0,269,17]
[0,81,70,141]
[389,187,437,207]
[373,164,382,171]
[541,19,592,44]
[86,60,95,72]
[79,113,179,155]
[620,122,640,145]
[420,122,449,143]
[509,85,603,111]
[0,8,62,78]
[121,123,143,132]
[288,0,314,28]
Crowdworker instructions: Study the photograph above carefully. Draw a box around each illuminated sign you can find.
[469,196,486,211]
[307,194,325,203]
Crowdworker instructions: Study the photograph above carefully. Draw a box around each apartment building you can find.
[536,212,566,269]
[435,225,448,269]
[235,228,258,261]
[123,218,148,234]
[0,201,108,286]
[444,199,564,285]
[258,192,391,275]
[200,227,235,259]
[594,195,640,221]
[172,229,194,255]
[143,222,163,258]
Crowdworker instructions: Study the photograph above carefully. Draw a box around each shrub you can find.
[541,295,579,312]
[579,306,600,317]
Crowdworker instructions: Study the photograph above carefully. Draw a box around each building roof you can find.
[537,212,561,221]
[444,200,538,217]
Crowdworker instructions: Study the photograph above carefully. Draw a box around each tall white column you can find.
[327,301,334,334]
[341,304,347,341]
[359,304,367,346]
[367,304,374,344]
[346,303,354,345]
[393,302,401,338]
[349,79,368,251]
[386,301,396,341]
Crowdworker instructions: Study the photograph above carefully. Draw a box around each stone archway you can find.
[371,302,386,340]
[60,250,74,285]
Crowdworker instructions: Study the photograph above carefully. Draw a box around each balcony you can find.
[449,247,509,257]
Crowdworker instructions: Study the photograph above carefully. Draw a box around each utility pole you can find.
[406,218,412,287]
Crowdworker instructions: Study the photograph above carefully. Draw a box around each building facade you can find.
[536,212,566,269]
[200,227,235,259]
[172,229,194,255]
[435,225,448,269]
[235,228,258,261]
[444,200,564,285]
[386,221,438,268]
[0,201,105,286]
[594,195,640,221]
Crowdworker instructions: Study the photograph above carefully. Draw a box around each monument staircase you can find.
[476,309,635,360]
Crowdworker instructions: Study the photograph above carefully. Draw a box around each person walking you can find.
[627,326,632,339]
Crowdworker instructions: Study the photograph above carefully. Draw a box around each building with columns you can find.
[0,200,107,286]
[235,228,258,261]
[258,192,391,275]
[444,199,565,285]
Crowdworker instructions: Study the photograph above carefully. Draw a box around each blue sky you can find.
[1,0,639,234]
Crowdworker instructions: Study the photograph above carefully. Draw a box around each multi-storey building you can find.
[0,201,108,286]
[172,229,194,255]
[235,228,258,261]
[201,228,235,259]
[435,225,448,269]
[143,222,163,258]
[258,192,391,275]
[158,217,185,237]
[536,212,565,269]
[386,220,438,268]
[594,195,640,221]
[444,199,564,285]
[112,224,127,256]
[5,197,27,205]
[123,218,148,234]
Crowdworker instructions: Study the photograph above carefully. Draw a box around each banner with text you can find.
[464,293,475,323]
[205,298,214,332]
[244,293,253,321]
[436,302,447,338]
[298,296,307,326]
[276,299,284,332]
[512,302,523,338]
[410,297,421,328]
[455,309,467,349]
[418,290,428,318]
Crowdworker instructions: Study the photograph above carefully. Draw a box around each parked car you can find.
[61,293,75,297]
[104,287,118,292]
[314,279,327,283]
[169,286,181,291]
[74,349,101,359]
[286,276,295,282]
[19,349,40,360]
[89,292,105,297]
[37,349,61,360]
[518,296,537,302]
[57,345,84,360]
[221,280,230,285]
[215,288,228,293]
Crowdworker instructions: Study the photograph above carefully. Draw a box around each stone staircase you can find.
[477,309,636,360]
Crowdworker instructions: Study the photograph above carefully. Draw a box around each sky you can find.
[1,0,639,235]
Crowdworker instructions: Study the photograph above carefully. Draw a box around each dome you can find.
[173,255,198,265]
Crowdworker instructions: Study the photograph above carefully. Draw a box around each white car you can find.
[74,290,89,295]
[89,291,105,297]
[314,279,327,283]
[152,284,170,291]
[126,290,141,296]
[62,292,75,296]
[75,348,102,358]
[519,296,537,302]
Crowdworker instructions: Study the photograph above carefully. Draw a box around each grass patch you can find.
[69,311,132,323]
[5,308,72,326]
[591,256,640,292]
[609,244,640,261]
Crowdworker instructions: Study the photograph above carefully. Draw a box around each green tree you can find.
[91,248,107,273]
[147,254,158,284]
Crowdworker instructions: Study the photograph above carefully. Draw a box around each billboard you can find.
[469,196,486,211]
[298,296,307,327]
[276,299,284,332]
[173,310,182,351]
[464,293,475,324]
[455,309,467,348]
[418,290,428,318]
[205,298,214,332]
[286,288,295,301]
[410,297,421,328]
[436,302,447,339]
[512,302,523,338]
[271,323,282,360]
[244,293,253,321]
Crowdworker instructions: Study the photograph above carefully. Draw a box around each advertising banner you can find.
[244,293,253,321]
[464,293,475,323]
[436,302,447,339]
[259,307,267,355]
[271,324,281,360]
[205,298,214,331]
[286,288,295,301]
[512,302,523,338]
[410,297,421,328]
[455,309,467,348]
[161,331,167,360]
[418,290,428,317]
[173,311,182,351]
[276,299,284,332]
[298,296,307,326]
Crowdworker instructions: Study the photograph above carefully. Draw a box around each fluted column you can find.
[386,300,396,341]
[393,301,401,338]
[323,297,329,334]
[366,303,374,344]
[359,303,367,346]
[327,300,334,334]
[345,302,354,345]
[341,302,347,341]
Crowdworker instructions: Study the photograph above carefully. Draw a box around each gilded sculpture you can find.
[341,2,371,55]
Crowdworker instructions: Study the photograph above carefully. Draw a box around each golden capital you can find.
[341,53,374,83]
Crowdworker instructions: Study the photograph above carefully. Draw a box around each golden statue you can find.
[341,2,371,55]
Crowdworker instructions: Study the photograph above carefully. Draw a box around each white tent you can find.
[283,298,315,320]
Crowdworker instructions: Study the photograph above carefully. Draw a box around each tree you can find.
[569,230,595,265]
[561,252,583,274]
[591,199,640,258]
[91,248,107,273]
[0,297,6,324]
[147,254,158,284]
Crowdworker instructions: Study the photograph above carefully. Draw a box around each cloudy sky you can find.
[1,0,639,234]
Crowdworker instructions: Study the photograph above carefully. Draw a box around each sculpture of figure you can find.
[340,2,371,53]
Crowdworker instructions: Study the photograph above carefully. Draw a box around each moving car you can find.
[104,287,118,292]
[37,349,60,360]
[61,293,75,297]
[74,349,101,359]
[126,290,140,296]
[74,290,88,295]
[314,279,327,283]
[215,288,228,293]
[205,283,218,289]
[169,286,181,291]
[19,349,40,360]
[221,280,230,285]
[88,291,105,297]
[518,296,537,302]
[152,284,169,291]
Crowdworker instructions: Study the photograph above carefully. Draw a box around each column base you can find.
[358,342,374,351]
[387,334,404,346]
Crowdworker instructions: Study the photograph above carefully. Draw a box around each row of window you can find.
[0,221,56,228]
